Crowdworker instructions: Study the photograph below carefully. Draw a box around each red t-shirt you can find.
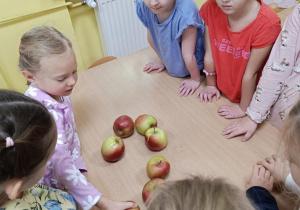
[199,0,281,102]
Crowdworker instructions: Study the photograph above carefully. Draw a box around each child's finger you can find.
[201,93,206,102]
[224,130,241,139]
[222,122,239,133]
[184,89,191,97]
[258,165,266,177]
[178,86,184,94]
[188,89,195,96]
[207,94,212,102]
[242,130,254,142]
[271,154,277,160]
[200,92,205,102]
[269,175,274,184]
[143,64,150,71]
[203,93,209,102]
[218,111,230,117]
[265,156,275,164]
[252,164,260,176]
[144,67,154,73]
[179,88,187,97]
[157,67,164,72]
[224,113,233,119]
[216,91,221,100]
[180,81,186,87]
[257,160,263,165]
[122,201,138,209]
[259,161,271,171]
[265,169,271,179]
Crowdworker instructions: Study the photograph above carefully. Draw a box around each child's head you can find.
[0,89,56,199]
[281,99,300,186]
[147,176,255,210]
[19,26,78,100]
[143,0,176,15]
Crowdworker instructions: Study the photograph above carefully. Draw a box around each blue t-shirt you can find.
[136,0,205,77]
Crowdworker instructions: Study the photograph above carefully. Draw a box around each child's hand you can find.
[96,196,137,210]
[178,79,200,97]
[143,62,165,73]
[196,86,220,102]
[257,155,290,183]
[222,116,258,142]
[246,165,274,192]
[218,104,246,119]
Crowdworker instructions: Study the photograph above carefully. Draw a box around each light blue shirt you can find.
[136,0,205,77]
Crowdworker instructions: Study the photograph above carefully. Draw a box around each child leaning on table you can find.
[135,0,205,97]
[251,99,300,208]
[19,26,137,210]
[222,4,300,142]
[0,89,77,209]
[146,175,279,210]
[197,0,281,120]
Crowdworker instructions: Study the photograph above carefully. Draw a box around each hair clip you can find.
[6,137,14,148]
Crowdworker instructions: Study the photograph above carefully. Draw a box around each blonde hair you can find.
[281,100,300,167]
[19,26,72,73]
[147,176,255,210]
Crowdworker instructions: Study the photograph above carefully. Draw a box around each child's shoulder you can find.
[259,0,281,24]
[176,0,200,14]
[25,84,47,102]
[200,0,220,15]
[25,84,70,110]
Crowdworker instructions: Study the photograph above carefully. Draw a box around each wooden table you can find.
[71,47,282,209]
[277,6,295,26]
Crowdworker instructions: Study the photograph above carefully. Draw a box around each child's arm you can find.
[218,45,273,119]
[178,26,201,97]
[240,45,273,111]
[245,165,279,210]
[197,25,220,102]
[96,197,137,210]
[143,30,165,73]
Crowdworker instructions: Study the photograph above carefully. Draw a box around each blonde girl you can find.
[147,175,278,210]
[257,99,300,202]
[19,26,136,210]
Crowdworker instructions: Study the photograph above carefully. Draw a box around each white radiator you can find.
[94,0,149,57]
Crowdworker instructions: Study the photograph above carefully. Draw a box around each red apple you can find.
[135,114,157,135]
[147,156,170,179]
[101,136,125,162]
[142,178,165,203]
[125,201,140,210]
[113,115,134,138]
[144,127,167,151]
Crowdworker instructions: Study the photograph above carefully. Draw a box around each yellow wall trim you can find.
[0,2,72,25]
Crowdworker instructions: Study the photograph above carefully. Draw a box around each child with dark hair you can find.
[0,89,77,209]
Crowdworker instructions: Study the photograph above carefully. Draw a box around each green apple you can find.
[135,114,157,135]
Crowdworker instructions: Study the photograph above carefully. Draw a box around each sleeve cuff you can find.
[246,186,279,210]
[246,107,266,124]
[285,173,300,195]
